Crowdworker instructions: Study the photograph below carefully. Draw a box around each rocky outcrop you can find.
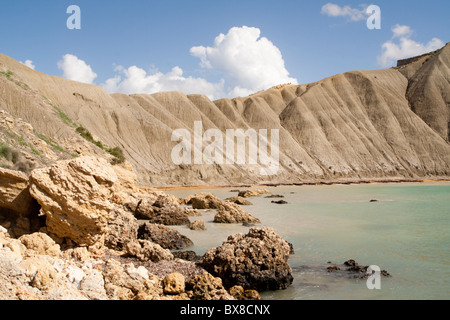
[214,201,260,224]
[228,196,253,205]
[189,220,206,231]
[200,227,293,291]
[134,194,190,225]
[185,193,223,209]
[137,223,193,250]
[0,167,37,216]
[29,156,138,248]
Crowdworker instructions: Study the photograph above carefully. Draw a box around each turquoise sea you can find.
[167,182,450,300]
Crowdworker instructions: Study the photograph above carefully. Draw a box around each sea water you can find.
[167,182,450,300]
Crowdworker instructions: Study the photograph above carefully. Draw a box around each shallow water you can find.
[167,182,450,300]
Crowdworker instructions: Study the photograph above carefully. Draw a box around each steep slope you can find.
[397,43,450,141]
[0,45,449,187]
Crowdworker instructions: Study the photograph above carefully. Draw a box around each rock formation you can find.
[200,227,293,291]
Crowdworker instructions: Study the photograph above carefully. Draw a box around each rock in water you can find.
[29,156,136,247]
[137,223,193,250]
[214,201,261,224]
[200,227,293,291]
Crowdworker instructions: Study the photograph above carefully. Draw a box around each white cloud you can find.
[57,54,97,84]
[103,26,297,100]
[190,26,298,97]
[391,24,413,38]
[103,65,225,100]
[378,25,444,67]
[321,3,368,21]
[21,59,35,70]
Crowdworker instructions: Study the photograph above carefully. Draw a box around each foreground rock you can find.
[214,202,261,224]
[200,227,293,291]
[29,156,137,248]
[137,223,193,250]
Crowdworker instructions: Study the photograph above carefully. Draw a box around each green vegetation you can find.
[0,70,13,80]
[0,142,35,174]
[4,132,41,157]
[52,105,78,127]
[38,133,78,158]
[76,125,125,164]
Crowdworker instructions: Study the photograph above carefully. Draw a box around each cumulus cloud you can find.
[190,26,298,97]
[321,3,368,21]
[103,26,297,100]
[57,54,98,84]
[378,25,444,67]
[103,65,225,100]
[20,59,35,70]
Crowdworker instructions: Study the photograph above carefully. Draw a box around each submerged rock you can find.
[227,196,253,205]
[186,193,223,210]
[200,227,293,291]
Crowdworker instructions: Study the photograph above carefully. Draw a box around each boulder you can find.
[135,194,190,225]
[238,189,270,198]
[29,157,121,247]
[19,232,61,257]
[200,227,293,291]
[137,223,193,250]
[186,193,223,209]
[0,167,38,216]
[214,201,260,224]
[189,220,206,231]
[227,196,253,205]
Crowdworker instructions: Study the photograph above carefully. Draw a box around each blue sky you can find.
[0,0,448,99]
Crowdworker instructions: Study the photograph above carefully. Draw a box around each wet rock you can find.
[238,189,270,198]
[271,200,288,204]
[227,196,253,206]
[265,194,285,198]
[189,220,206,231]
[137,223,193,250]
[172,251,201,262]
[135,194,190,225]
[185,193,223,209]
[214,201,260,224]
[200,227,293,292]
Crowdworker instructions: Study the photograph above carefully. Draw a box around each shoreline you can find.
[155,177,450,191]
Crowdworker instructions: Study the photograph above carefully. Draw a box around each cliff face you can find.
[1,44,449,186]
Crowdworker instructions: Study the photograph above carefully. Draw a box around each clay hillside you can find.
[1,44,449,187]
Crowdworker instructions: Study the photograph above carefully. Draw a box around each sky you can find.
[0,0,448,100]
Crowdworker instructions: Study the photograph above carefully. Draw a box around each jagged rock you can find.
[187,272,235,300]
[227,196,253,205]
[200,227,293,291]
[172,251,201,262]
[135,194,190,225]
[189,220,206,230]
[0,167,38,216]
[186,193,223,209]
[29,157,123,247]
[163,272,185,295]
[137,223,193,250]
[214,201,260,224]
[125,239,174,262]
